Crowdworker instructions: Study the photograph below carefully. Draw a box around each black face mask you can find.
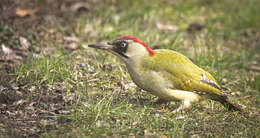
[111,40,129,58]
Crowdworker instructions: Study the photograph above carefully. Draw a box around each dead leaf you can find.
[156,22,178,31]
[64,43,78,50]
[155,113,160,117]
[15,5,40,17]
[63,36,80,42]
[11,83,19,90]
[70,2,90,12]
[63,94,78,103]
[0,44,23,61]
[144,130,155,137]
[6,111,15,116]
[0,85,6,91]
[28,86,37,92]
[1,44,13,55]
[82,44,88,49]
[13,99,27,106]
[19,37,30,50]
[132,121,139,127]
[231,91,241,96]
[58,110,70,114]
[96,120,103,127]
[88,91,99,96]
[176,115,186,120]
[40,119,57,126]
[221,78,228,83]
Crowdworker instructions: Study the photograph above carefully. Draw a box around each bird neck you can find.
[125,55,144,69]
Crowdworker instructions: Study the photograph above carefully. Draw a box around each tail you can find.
[220,100,241,111]
[214,95,241,111]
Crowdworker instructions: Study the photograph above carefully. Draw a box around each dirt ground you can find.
[0,0,88,137]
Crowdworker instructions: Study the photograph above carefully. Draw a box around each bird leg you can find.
[167,89,201,112]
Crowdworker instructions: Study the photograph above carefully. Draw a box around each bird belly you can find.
[126,66,182,101]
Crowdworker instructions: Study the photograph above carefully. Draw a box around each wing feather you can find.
[142,49,222,96]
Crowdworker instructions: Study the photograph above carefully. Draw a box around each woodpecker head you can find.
[88,36,154,61]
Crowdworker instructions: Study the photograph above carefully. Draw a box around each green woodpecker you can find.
[88,36,240,112]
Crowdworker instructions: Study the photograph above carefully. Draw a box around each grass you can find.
[1,0,260,137]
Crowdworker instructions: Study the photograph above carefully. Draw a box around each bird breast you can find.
[125,57,175,101]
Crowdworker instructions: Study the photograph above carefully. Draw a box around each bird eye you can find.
[120,42,127,47]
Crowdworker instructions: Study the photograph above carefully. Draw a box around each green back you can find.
[141,49,222,95]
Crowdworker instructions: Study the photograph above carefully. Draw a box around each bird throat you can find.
[119,52,129,59]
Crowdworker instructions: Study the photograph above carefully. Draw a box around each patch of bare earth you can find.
[0,0,96,137]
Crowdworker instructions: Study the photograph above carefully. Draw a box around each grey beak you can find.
[88,41,113,50]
